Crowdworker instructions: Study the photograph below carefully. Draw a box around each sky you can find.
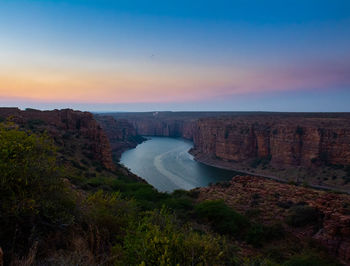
[0,0,350,112]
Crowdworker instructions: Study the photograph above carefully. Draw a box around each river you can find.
[120,137,239,192]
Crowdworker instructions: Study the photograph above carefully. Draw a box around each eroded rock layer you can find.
[192,115,350,167]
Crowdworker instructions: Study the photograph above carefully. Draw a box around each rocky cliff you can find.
[0,108,115,170]
[94,115,145,160]
[191,115,350,167]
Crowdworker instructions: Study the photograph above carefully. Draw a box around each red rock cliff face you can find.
[95,115,144,159]
[192,116,350,167]
[0,108,115,170]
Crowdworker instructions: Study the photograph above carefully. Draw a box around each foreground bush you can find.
[0,124,76,259]
[84,190,137,244]
[114,208,236,265]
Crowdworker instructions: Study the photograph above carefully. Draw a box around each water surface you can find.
[120,137,239,192]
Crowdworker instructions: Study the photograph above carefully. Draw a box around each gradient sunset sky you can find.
[1,0,350,111]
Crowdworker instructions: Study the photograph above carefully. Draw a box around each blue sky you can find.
[0,0,349,111]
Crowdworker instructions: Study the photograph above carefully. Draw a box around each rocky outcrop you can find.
[191,115,350,167]
[0,108,115,170]
[95,115,145,160]
[196,175,350,263]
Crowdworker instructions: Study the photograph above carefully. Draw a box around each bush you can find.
[286,205,321,227]
[0,124,76,257]
[283,253,340,266]
[84,190,137,243]
[194,200,249,236]
[114,208,236,265]
[26,119,46,129]
[245,223,285,247]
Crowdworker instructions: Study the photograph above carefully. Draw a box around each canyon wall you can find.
[192,115,350,167]
[108,112,201,140]
[126,118,195,140]
[0,108,115,170]
[94,115,145,159]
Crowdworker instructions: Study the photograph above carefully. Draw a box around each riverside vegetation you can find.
[0,120,342,265]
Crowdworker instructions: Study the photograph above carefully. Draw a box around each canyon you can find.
[1,108,350,264]
[107,112,350,190]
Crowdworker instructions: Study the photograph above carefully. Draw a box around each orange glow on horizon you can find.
[1,58,349,104]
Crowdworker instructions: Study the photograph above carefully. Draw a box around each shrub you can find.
[245,223,285,247]
[286,205,321,227]
[296,126,304,135]
[194,200,249,236]
[84,190,137,243]
[0,124,76,256]
[114,208,235,265]
[26,119,46,129]
[283,253,340,266]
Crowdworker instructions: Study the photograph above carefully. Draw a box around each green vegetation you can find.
[194,200,248,236]
[245,223,284,248]
[0,123,76,260]
[114,208,235,265]
[286,205,321,227]
[0,123,341,265]
[283,253,341,266]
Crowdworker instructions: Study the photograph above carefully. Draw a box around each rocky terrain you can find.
[196,175,350,264]
[0,107,115,170]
